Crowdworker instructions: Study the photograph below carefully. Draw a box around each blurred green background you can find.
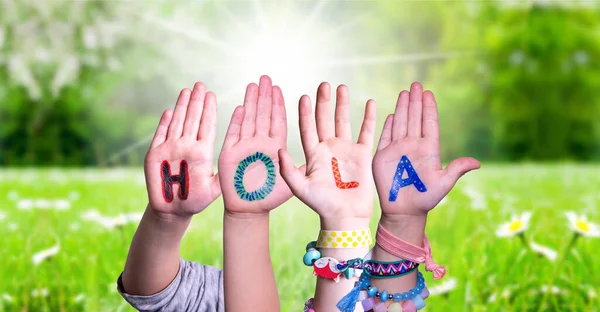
[1,1,599,311]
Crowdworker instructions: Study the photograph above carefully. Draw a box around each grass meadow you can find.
[0,165,599,312]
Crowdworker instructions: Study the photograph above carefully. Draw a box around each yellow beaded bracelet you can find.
[316,229,372,248]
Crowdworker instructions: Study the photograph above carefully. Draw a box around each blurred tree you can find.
[481,2,600,160]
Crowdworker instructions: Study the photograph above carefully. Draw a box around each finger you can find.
[182,82,206,138]
[315,82,334,141]
[278,149,308,197]
[392,90,409,140]
[270,86,287,145]
[255,75,273,136]
[298,95,319,156]
[149,109,173,149]
[198,91,218,146]
[167,88,192,139]
[376,114,394,151]
[442,157,481,189]
[222,106,245,149]
[240,83,259,139]
[422,90,440,142]
[334,84,352,140]
[407,82,423,137]
[357,99,376,147]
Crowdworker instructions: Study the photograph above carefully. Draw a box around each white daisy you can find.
[496,212,532,237]
[110,214,129,228]
[17,199,34,210]
[589,288,597,299]
[73,293,86,303]
[428,277,457,296]
[126,212,143,223]
[463,187,487,210]
[70,223,80,231]
[488,292,497,303]
[31,288,49,298]
[32,244,60,265]
[529,241,558,262]
[68,191,80,200]
[0,211,5,221]
[34,199,52,210]
[7,222,18,231]
[565,212,600,237]
[1,293,13,302]
[7,190,18,200]
[54,199,71,211]
[540,285,561,295]
[81,209,101,220]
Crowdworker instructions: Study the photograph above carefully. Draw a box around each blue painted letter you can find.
[234,152,276,201]
[388,155,427,201]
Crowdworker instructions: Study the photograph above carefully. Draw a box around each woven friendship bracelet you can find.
[363,259,419,279]
[317,229,372,248]
[376,224,446,280]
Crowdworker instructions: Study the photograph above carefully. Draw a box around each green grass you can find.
[0,165,599,312]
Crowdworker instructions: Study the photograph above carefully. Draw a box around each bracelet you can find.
[317,229,372,248]
[376,224,446,279]
[304,298,315,312]
[363,259,419,279]
[303,242,362,282]
[337,271,429,312]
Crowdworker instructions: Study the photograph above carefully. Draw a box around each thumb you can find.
[278,149,308,197]
[443,157,481,189]
[210,174,222,201]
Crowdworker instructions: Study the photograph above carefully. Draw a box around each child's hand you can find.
[218,76,292,215]
[144,82,221,220]
[279,82,376,230]
[373,82,480,222]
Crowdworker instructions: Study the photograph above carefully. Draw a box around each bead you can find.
[360,279,370,288]
[343,268,355,279]
[367,286,378,297]
[361,298,375,310]
[393,293,402,302]
[380,291,389,302]
[358,290,369,301]
[388,302,403,312]
[420,287,429,299]
[373,302,387,312]
[412,295,426,310]
[401,299,417,312]
[303,249,321,266]
[306,241,317,251]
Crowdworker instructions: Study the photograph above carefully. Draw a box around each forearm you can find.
[122,205,190,295]
[370,214,427,292]
[223,210,279,312]
[313,218,371,312]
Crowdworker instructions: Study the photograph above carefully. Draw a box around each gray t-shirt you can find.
[117,258,224,312]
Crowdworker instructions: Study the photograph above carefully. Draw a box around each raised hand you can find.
[218,75,291,214]
[144,82,221,220]
[373,82,480,221]
[279,82,376,229]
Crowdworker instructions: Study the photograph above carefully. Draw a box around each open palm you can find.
[279,83,376,225]
[218,76,292,214]
[144,83,221,219]
[373,82,480,217]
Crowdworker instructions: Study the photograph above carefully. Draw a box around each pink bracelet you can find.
[376,224,446,280]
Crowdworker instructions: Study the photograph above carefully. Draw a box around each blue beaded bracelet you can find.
[336,270,429,312]
[359,271,425,302]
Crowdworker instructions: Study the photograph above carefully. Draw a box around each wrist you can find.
[146,205,192,229]
[224,209,270,221]
[319,217,371,231]
[378,213,427,246]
